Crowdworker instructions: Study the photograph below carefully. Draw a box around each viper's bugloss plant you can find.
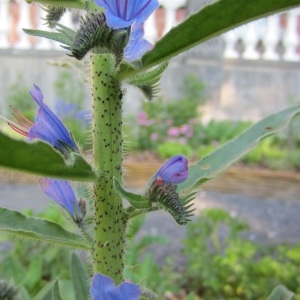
[0,0,299,299]
[3,84,79,155]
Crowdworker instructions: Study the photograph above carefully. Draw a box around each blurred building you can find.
[0,0,300,121]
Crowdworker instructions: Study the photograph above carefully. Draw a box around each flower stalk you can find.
[91,53,126,284]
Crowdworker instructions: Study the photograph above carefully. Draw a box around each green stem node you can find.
[91,53,126,284]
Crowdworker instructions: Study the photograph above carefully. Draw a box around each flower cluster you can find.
[4,84,79,156]
[2,85,84,222]
[147,155,194,225]
[94,0,159,61]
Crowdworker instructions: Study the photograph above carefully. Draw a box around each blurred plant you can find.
[0,206,74,299]
[124,216,179,296]
[4,74,35,119]
[182,209,300,299]
[54,70,86,109]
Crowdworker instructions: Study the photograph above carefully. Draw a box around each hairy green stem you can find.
[91,53,126,284]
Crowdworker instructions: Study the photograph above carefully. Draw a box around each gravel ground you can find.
[0,182,300,265]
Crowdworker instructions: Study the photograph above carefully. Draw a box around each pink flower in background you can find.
[180,124,193,138]
[168,127,180,137]
[150,132,158,141]
[137,111,153,126]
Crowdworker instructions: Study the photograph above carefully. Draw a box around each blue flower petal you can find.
[90,273,141,300]
[154,155,189,184]
[41,179,79,217]
[94,0,159,29]
[118,281,141,299]
[124,23,152,61]
[28,85,78,153]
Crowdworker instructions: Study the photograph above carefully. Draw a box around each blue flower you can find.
[40,178,82,221]
[90,273,141,300]
[124,23,152,61]
[94,0,159,29]
[153,155,188,184]
[4,84,79,155]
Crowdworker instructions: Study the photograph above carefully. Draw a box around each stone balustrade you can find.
[1,1,299,61]
[0,0,186,50]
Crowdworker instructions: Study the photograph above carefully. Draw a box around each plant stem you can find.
[91,53,126,284]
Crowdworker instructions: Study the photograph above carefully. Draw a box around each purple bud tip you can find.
[154,155,188,185]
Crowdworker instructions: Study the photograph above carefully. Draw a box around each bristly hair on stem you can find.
[67,13,130,62]
[148,179,196,225]
[42,6,67,28]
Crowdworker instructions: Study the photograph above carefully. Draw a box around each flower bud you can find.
[153,155,188,184]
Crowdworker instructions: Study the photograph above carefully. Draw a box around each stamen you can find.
[10,106,34,127]
[8,122,29,137]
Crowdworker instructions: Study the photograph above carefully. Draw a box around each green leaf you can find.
[113,177,151,209]
[0,132,96,181]
[52,280,63,300]
[0,207,89,250]
[267,285,294,300]
[70,253,89,300]
[33,281,54,300]
[178,105,300,193]
[23,28,74,47]
[117,0,300,80]
[25,0,85,9]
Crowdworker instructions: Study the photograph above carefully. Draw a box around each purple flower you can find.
[40,178,82,221]
[5,84,78,155]
[90,273,141,300]
[94,0,159,29]
[124,23,152,61]
[153,155,188,184]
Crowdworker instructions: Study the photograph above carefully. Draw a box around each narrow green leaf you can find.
[32,281,54,300]
[267,285,294,300]
[26,0,85,9]
[0,132,96,181]
[113,177,151,209]
[52,280,63,300]
[0,207,89,250]
[117,0,300,80]
[70,253,89,300]
[178,105,300,193]
[23,29,73,46]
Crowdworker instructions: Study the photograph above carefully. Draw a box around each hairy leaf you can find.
[178,105,300,193]
[0,132,96,181]
[0,207,89,249]
[70,253,89,300]
[267,285,294,300]
[52,280,63,300]
[113,178,151,209]
[117,0,300,80]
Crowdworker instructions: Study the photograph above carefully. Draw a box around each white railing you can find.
[0,0,186,50]
[223,8,300,62]
[1,1,300,62]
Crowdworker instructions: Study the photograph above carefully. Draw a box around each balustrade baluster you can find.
[159,0,187,36]
[242,21,260,60]
[0,0,10,48]
[283,8,300,61]
[262,14,281,61]
[35,6,52,50]
[223,30,240,59]
[15,1,31,49]
[144,12,158,44]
